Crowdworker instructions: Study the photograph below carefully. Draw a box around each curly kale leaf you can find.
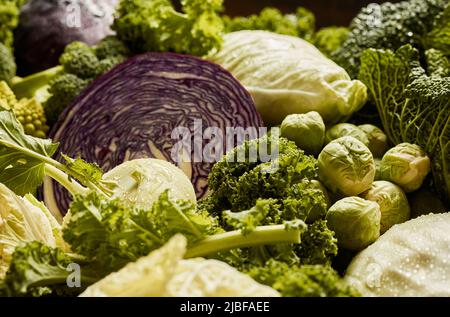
[224,7,315,40]
[206,135,318,215]
[246,259,358,297]
[63,190,219,273]
[0,241,99,297]
[112,0,224,56]
[359,44,450,205]
[333,0,448,78]
[295,220,338,266]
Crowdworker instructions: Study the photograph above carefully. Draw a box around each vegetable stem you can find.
[44,164,89,197]
[0,139,110,198]
[185,225,302,258]
[11,66,64,99]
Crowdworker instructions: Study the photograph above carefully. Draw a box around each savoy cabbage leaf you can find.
[358,44,450,205]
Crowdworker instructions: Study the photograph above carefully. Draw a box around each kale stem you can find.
[0,139,110,198]
[44,164,89,197]
[184,225,302,258]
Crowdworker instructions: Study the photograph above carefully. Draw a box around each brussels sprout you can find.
[325,123,369,146]
[361,181,410,233]
[326,197,381,251]
[280,111,325,155]
[358,124,389,158]
[318,136,375,196]
[379,143,431,193]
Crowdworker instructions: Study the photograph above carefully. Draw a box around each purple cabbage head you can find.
[14,0,118,75]
[46,52,263,215]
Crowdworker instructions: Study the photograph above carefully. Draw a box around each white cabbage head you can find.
[209,30,367,125]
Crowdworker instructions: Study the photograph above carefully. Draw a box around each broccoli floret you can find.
[11,36,131,127]
[98,55,127,74]
[313,26,349,58]
[95,36,130,60]
[44,74,89,125]
[246,259,358,297]
[0,81,49,138]
[0,42,15,84]
[59,42,101,80]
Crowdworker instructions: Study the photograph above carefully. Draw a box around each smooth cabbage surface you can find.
[345,213,450,296]
[209,30,367,125]
[103,158,197,210]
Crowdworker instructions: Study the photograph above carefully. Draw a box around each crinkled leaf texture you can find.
[359,44,450,205]
[80,235,280,297]
[0,184,61,278]
[63,190,218,273]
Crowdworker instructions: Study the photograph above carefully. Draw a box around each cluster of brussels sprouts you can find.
[280,112,431,251]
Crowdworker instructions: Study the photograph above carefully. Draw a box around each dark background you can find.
[223,0,402,27]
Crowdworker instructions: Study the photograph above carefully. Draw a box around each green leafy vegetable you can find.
[0,108,113,198]
[425,49,450,77]
[0,0,25,51]
[246,259,358,297]
[205,135,318,215]
[295,220,338,266]
[333,0,448,78]
[0,42,15,84]
[0,110,58,195]
[224,7,315,40]
[425,3,450,55]
[112,0,224,56]
[358,44,450,205]
[0,241,99,297]
[223,199,275,235]
[313,26,348,58]
[0,183,63,278]
[11,36,130,126]
[63,189,304,273]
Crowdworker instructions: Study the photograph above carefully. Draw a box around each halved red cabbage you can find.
[45,52,263,215]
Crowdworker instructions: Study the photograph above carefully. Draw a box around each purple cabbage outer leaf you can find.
[14,0,119,75]
[46,52,263,215]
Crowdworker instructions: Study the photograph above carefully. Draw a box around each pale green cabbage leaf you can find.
[0,183,63,277]
[80,235,280,297]
[209,30,367,125]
